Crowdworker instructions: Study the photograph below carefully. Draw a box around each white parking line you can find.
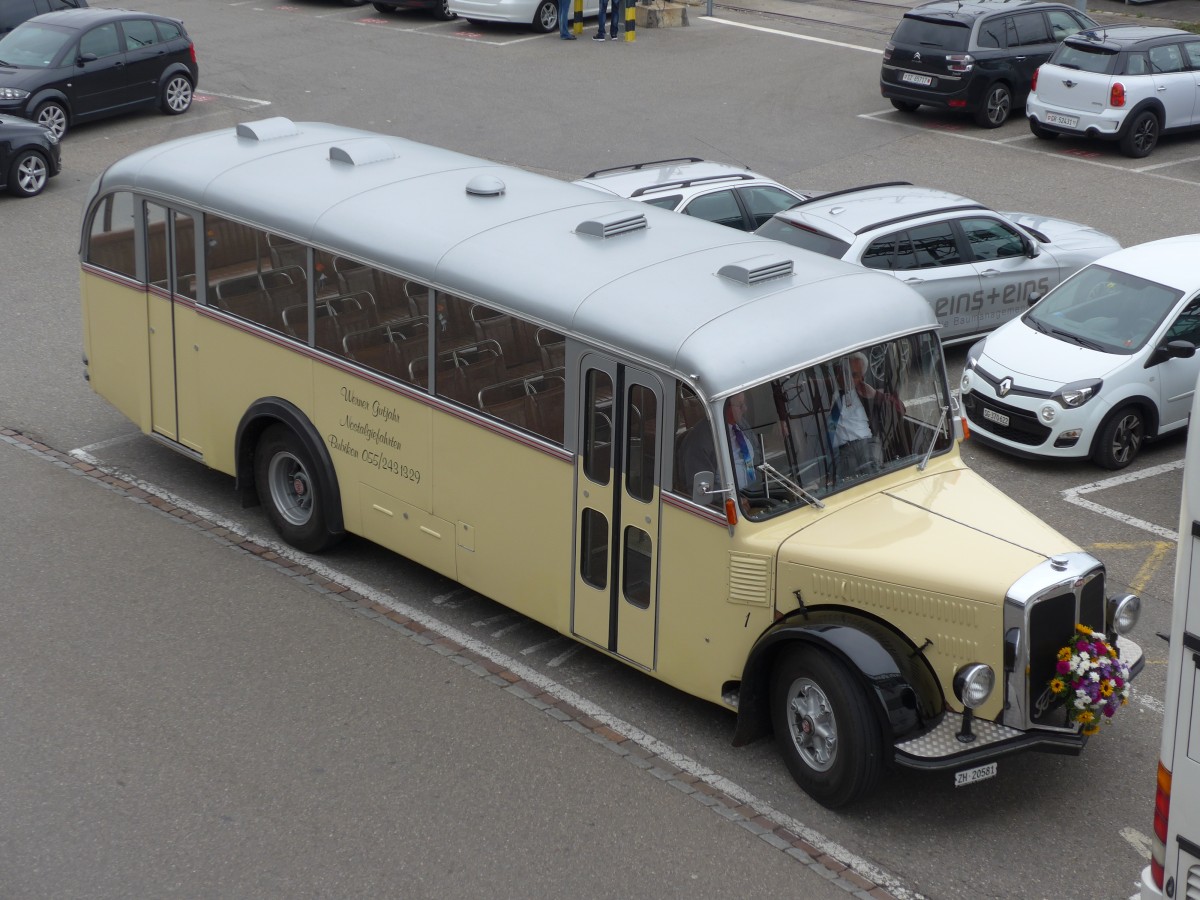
[699,16,882,53]
[1060,460,1185,541]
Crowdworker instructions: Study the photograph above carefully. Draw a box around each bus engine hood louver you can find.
[718,256,794,285]
[575,211,648,239]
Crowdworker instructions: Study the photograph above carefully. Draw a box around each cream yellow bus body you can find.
[80,118,1143,808]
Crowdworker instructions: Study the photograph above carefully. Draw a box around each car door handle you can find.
[979,268,1003,276]
[1158,85,1167,92]
[902,276,925,284]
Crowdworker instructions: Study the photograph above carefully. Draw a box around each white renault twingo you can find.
[961,234,1200,469]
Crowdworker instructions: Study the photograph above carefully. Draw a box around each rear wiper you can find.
[1059,63,1080,70]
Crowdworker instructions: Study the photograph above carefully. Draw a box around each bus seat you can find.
[479,379,537,431]
[532,375,566,444]
[217,290,278,330]
[537,328,566,371]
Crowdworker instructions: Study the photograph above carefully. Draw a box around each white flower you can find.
[1089,671,1101,682]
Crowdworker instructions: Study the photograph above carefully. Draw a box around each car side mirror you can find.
[1145,339,1196,368]
[1025,238,1040,259]
[77,52,98,66]
[1026,292,1042,308]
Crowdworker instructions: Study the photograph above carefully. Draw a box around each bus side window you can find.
[671,383,718,502]
[86,191,138,280]
[204,215,298,333]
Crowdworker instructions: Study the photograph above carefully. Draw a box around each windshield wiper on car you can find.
[0,59,14,67]
[757,461,824,509]
[1049,327,1104,350]
[1025,316,1051,335]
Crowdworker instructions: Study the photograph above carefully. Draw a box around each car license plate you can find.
[954,762,997,787]
[1044,112,1079,128]
[981,407,1010,427]
[901,72,933,86]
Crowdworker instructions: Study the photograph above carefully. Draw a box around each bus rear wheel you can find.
[255,424,338,553]
[770,648,883,809]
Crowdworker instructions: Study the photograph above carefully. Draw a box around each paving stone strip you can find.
[1,427,908,900]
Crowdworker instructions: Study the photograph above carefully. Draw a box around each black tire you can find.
[254,424,340,553]
[7,150,49,198]
[1029,117,1057,141]
[34,100,68,141]
[770,648,883,809]
[1120,110,1159,159]
[890,99,919,113]
[343,0,369,5]
[372,1,392,10]
[974,82,1011,128]
[160,73,193,116]
[533,0,558,32]
[1091,406,1145,470]
[433,0,456,19]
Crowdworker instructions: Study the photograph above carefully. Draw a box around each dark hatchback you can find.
[0,8,198,139]
[0,112,59,196]
[880,0,1095,128]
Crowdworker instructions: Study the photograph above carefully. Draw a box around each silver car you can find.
[574,158,810,233]
[755,182,1121,345]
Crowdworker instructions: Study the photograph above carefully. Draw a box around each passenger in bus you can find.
[677,392,762,516]
[828,353,904,481]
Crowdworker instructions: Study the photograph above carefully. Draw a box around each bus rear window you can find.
[755,218,850,259]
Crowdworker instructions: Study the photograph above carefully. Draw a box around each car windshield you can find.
[1023,264,1183,355]
[755,217,850,259]
[891,17,970,51]
[715,331,953,520]
[1050,40,1118,74]
[0,23,73,67]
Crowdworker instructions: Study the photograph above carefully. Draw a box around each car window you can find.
[121,18,160,48]
[1167,297,1200,346]
[891,16,970,52]
[1009,12,1051,47]
[1124,52,1150,76]
[862,233,902,270]
[680,190,745,230]
[0,21,73,66]
[977,16,1006,50]
[1046,10,1087,42]
[79,22,120,58]
[960,217,1026,261]
[640,194,682,211]
[1149,43,1184,75]
[1184,42,1200,69]
[755,218,851,259]
[46,0,85,9]
[907,221,963,268]
[155,19,183,42]
[1051,42,1118,75]
[738,185,800,229]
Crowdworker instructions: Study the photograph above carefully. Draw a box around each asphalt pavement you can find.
[0,430,869,899]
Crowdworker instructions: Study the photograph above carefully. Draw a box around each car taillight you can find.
[189,41,197,65]
[946,53,974,74]
[1150,761,1171,889]
[883,41,893,61]
[1031,67,1039,91]
[1111,81,1125,108]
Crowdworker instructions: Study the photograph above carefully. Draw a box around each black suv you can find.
[880,0,1096,128]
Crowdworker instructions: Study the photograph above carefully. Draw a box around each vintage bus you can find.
[80,117,1144,808]
[1141,384,1200,899]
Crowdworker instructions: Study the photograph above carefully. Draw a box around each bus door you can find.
[572,356,663,669]
[144,202,200,452]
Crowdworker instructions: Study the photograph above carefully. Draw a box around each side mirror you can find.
[77,52,98,66]
[1026,292,1042,308]
[691,471,716,505]
[1145,339,1196,368]
[1025,238,1040,259]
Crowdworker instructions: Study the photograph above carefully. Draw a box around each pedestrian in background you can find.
[559,0,576,38]
[594,0,621,40]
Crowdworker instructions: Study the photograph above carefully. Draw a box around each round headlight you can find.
[953,663,995,710]
[1109,593,1141,635]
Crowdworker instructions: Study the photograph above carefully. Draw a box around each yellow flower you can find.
[1082,724,1100,736]
[1076,624,1093,636]
[1100,682,1114,698]
[1078,710,1095,724]
[1120,696,1129,707]
[1049,678,1066,694]
[1057,647,1072,662]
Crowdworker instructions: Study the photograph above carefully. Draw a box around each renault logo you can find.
[998,377,1013,398]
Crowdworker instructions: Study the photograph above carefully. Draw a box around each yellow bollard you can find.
[574,0,583,34]
[624,0,635,40]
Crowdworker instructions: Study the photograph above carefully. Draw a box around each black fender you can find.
[731,608,943,749]
[27,88,71,117]
[234,398,345,535]
[156,63,195,92]
[1097,396,1159,440]
[1118,100,1164,138]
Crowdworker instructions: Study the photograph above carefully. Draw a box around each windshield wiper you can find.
[919,406,948,471]
[1026,316,1051,335]
[1049,327,1104,350]
[757,461,825,509]
[0,59,14,67]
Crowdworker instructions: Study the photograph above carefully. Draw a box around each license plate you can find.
[981,407,1010,427]
[901,72,933,86]
[1044,112,1079,128]
[954,762,997,787]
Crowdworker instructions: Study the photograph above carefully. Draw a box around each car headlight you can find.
[0,87,30,101]
[965,339,985,371]
[953,663,995,710]
[1108,593,1141,635]
[1052,378,1102,409]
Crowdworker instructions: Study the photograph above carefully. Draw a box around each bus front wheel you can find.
[255,424,338,553]
[770,648,883,809]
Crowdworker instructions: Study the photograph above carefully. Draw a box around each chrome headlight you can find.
[1052,379,1102,409]
[953,663,995,710]
[0,87,30,101]
[1108,593,1141,635]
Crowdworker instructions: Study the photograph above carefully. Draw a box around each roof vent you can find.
[329,138,397,166]
[466,175,506,197]
[718,255,794,285]
[235,117,301,142]
[576,211,648,239]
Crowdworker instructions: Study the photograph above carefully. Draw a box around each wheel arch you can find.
[1096,393,1159,439]
[731,608,943,750]
[28,89,71,117]
[157,62,195,90]
[1119,99,1164,135]
[234,397,345,535]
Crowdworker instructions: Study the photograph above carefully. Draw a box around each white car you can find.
[1027,25,1200,158]
[961,235,1200,469]
[449,0,596,31]
[573,158,810,232]
[755,182,1120,345]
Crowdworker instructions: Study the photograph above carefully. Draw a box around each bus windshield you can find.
[719,331,951,518]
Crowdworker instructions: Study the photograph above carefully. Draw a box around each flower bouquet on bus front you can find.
[1046,624,1131,736]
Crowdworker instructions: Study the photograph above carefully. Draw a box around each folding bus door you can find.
[572,355,664,670]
